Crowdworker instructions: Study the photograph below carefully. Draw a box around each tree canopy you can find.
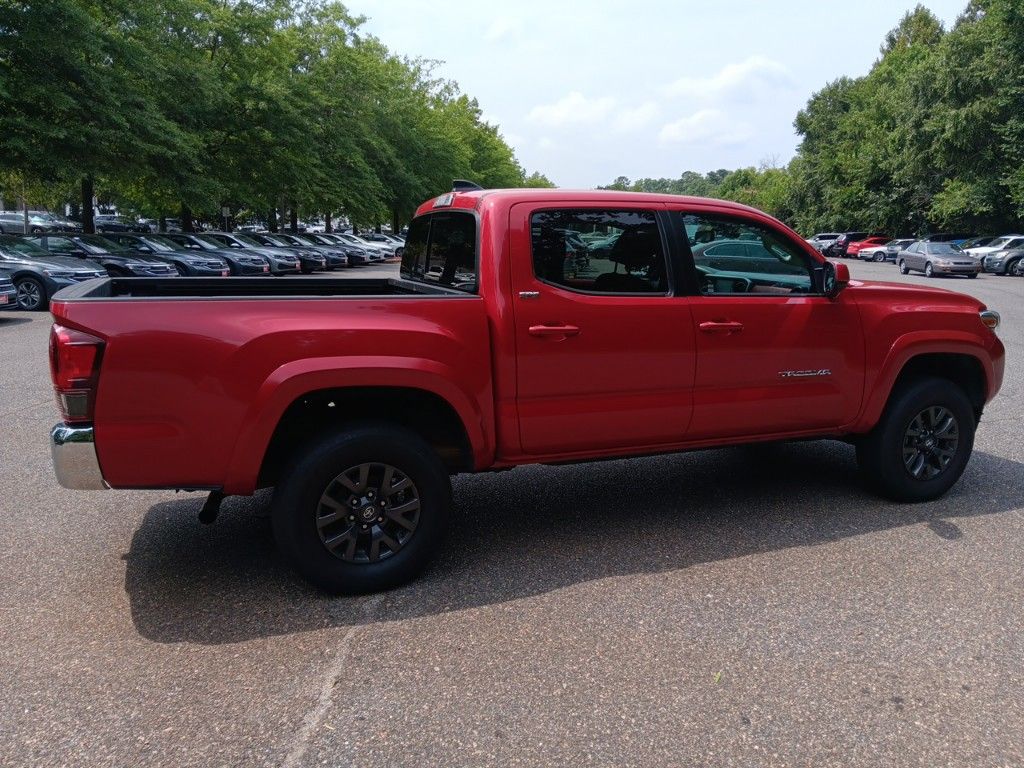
[0,0,551,231]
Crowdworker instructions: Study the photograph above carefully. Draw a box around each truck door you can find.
[672,208,865,438]
[509,203,696,455]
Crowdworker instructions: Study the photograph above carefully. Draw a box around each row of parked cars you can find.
[0,230,406,312]
[805,231,1024,277]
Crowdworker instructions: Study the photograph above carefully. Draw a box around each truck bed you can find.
[53,276,467,301]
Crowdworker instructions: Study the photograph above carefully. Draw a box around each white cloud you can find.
[483,16,524,43]
[538,136,556,150]
[612,102,660,133]
[527,91,616,127]
[665,56,794,101]
[658,109,754,146]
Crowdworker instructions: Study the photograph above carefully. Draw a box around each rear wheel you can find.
[857,377,975,502]
[271,424,451,593]
[898,259,909,275]
[15,276,46,311]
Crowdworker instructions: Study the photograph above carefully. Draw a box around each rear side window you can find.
[401,211,477,292]
[530,209,668,294]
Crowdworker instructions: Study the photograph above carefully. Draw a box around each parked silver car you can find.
[981,246,1024,275]
[897,241,981,278]
[860,238,915,262]
[0,210,74,234]
[805,232,842,252]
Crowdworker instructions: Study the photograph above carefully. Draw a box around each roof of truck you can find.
[415,188,766,218]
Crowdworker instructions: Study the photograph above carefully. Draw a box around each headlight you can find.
[43,270,76,278]
[934,258,952,265]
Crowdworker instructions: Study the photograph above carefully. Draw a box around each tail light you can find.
[49,324,104,424]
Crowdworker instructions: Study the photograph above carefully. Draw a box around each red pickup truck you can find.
[48,188,1005,593]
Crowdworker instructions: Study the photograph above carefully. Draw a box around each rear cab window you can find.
[401,211,478,293]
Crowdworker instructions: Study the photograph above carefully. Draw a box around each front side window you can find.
[530,209,667,294]
[401,211,477,293]
[682,213,814,295]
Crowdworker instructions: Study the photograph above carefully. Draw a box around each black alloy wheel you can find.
[15,276,46,311]
[856,376,975,502]
[902,406,959,480]
[315,463,420,563]
[272,423,451,593]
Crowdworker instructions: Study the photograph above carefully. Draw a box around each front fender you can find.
[221,355,494,494]
[852,331,1004,432]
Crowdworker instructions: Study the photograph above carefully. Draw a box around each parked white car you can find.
[964,234,1024,259]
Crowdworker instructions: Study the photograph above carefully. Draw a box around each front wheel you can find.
[1004,257,1020,276]
[925,262,934,277]
[898,260,909,275]
[15,276,47,311]
[874,251,885,262]
[856,377,975,502]
[271,424,452,593]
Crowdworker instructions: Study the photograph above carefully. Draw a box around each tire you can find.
[924,262,934,277]
[856,376,975,502]
[271,423,452,594]
[898,259,909,275]
[15,276,47,311]
[174,263,188,276]
[874,251,885,262]
[968,273,978,279]
[1004,257,1020,276]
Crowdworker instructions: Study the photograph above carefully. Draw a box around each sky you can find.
[352,0,968,189]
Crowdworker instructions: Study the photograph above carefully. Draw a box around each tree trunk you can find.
[268,208,278,233]
[81,177,95,234]
[289,206,298,233]
[181,203,193,233]
[325,212,332,233]
[277,197,287,232]
[391,207,400,236]
[158,215,166,233]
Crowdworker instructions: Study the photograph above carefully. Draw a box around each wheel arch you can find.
[222,357,493,494]
[856,340,993,431]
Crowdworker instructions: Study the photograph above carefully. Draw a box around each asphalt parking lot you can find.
[1,261,1021,767]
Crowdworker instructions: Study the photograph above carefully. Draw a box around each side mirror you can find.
[823,261,850,299]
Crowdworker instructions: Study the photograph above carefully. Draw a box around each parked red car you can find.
[48,187,1005,593]
[846,235,891,258]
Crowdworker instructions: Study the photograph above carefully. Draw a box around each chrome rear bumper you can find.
[50,423,108,490]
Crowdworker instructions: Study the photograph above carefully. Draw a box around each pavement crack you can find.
[282,595,381,768]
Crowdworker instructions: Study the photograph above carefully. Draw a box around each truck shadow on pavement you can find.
[124,441,1024,645]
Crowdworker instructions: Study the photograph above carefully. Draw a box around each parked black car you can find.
[0,235,106,310]
[192,232,300,275]
[275,232,351,268]
[104,233,232,276]
[0,274,18,311]
[24,233,179,277]
[243,232,329,273]
[159,233,273,275]
[93,214,147,233]
[316,233,372,264]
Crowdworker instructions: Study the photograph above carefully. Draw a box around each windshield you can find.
[234,234,264,247]
[261,235,291,247]
[401,211,477,293]
[927,242,963,255]
[137,236,178,252]
[0,236,50,257]
[77,235,130,254]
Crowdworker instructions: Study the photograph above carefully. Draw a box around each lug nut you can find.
[377,516,384,522]
[361,524,368,530]
[348,515,355,522]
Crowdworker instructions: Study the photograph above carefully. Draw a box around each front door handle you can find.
[699,320,744,334]
[528,324,581,338]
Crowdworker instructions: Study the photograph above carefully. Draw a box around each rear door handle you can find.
[528,324,581,338]
[699,320,744,334]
